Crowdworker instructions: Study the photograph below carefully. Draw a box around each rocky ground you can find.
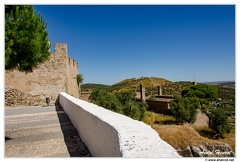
[177,143,235,157]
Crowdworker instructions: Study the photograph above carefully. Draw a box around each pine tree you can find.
[5,5,51,72]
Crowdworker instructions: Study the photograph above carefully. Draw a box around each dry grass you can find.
[144,111,235,152]
[216,128,235,152]
[192,125,235,152]
[151,124,235,152]
[143,111,176,125]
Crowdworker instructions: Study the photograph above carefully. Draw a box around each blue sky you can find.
[33,5,235,85]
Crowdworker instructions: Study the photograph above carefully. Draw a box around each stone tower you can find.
[5,43,80,106]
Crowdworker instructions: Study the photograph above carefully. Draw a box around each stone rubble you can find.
[5,86,54,107]
[177,142,235,157]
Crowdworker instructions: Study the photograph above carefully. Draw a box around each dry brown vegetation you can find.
[151,123,235,152]
[144,111,235,152]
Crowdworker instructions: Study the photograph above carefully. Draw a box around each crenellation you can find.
[5,42,80,106]
[68,56,77,67]
[54,43,68,54]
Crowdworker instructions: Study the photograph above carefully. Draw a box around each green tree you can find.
[115,91,135,104]
[116,91,147,121]
[181,84,218,113]
[122,100,141,120]
[5,5,50,72]
[170,95,199,123]
[180,84,231,136]
[181,84,218,100]
[90,90,122,113]
[137,101,148,121]
[208,108,231,138]
[76,74,83,88]
[90,90,147,121]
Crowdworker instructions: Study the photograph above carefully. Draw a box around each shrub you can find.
[90,90,147,121]
[90,89,122,113]
[170,95,198,123]
[149,95,156,101]
[208,108,231,138]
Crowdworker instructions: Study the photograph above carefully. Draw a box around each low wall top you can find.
[59,92,181,157]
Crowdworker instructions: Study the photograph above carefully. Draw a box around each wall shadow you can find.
[55,102,92,157]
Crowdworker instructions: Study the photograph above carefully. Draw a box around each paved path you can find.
[5,105,92,157]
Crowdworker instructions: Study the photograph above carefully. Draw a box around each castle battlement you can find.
[54,43,68,54]
[5,43,80,106]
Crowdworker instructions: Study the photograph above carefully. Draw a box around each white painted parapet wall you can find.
[59,92,181,157]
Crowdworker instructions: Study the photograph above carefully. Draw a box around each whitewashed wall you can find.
[59,92,181,157]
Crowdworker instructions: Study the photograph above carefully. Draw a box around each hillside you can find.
[82,79,235,103]
[108,77,170,94]
[214,84,235,125]
[81,83,110,91]
[162,81,194,96]
[82,77,172,95]
[108,77,195,97]
[202,81,235,87]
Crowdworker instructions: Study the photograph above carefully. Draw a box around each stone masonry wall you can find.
[5,43,80,106]
[67,56,79,97]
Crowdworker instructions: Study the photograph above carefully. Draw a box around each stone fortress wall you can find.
[5,43,80,106]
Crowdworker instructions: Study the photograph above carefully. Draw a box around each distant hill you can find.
[161,81,194,96]
[81,83,110,91]
[108,77,170,94]
[108,77,196,97]
[82,77,195,96]
[202,81,235,87]
[81,79,235,103]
